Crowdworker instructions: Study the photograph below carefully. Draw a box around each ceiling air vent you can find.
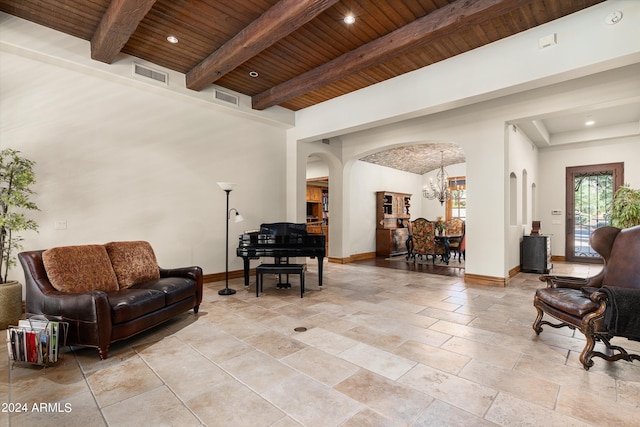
[133,63,168,85]
[214,89,239,106]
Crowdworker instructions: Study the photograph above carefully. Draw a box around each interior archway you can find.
[351,141,467,272]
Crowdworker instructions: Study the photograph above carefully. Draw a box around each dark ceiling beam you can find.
[186,0,340,92]
[252,0,531,110]
[91,0,157,63]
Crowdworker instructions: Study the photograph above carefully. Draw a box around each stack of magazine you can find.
[6,318,68,366]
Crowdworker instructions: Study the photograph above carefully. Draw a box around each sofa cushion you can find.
[131,277,196,306]
[106,288,166,324]
[105,241,160,289]
[43,245,119,293]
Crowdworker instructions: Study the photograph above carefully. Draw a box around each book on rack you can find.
[12,318,62,363]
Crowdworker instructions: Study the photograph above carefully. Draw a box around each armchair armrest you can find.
[539,263,606,289]
[539,275,592,289]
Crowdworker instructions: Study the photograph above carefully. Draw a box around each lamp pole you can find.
[218,184,236,296]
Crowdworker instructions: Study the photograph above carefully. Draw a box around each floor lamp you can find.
[217,182,243,296]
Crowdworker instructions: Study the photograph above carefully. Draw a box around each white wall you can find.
[538,136,640,257]
[306,158,329,179]
[0,51,288,288]
[507,126,540,271]
[349,161,421,255]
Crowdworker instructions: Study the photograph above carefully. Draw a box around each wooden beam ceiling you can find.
[252,0,530,110]
[91,0,157,63]
[186,0,340,92]
[0,0,605,111]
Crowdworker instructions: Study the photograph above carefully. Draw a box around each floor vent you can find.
[133,64,168,85]
[215,89,239,106]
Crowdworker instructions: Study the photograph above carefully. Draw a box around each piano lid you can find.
[259,222,308,236]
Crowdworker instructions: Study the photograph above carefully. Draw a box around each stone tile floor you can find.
[2,261,639,426]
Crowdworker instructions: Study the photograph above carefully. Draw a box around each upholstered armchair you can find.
[533,225,640,370]
[445,218,465,261]
[406,218,445,264]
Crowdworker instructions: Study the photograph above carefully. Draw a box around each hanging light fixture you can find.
[423,151,451,205]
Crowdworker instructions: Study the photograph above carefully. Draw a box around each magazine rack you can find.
[6,316,68,367]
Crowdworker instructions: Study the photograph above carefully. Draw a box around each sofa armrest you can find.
[30,289,111,322]
[19,250,113,349]
[160,266,203,306]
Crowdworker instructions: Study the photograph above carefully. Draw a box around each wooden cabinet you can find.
[521,235,552,273]
[306,185,323,203]
[306,183,328,252]
[376,191,411,257]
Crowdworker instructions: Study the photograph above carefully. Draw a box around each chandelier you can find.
[423,151,451,205]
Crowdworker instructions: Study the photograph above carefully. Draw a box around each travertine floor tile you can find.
[85,355,163,408]
[414,399,498,427]
[102,386,200,427]
[338,342,416,381]
[5,261,639,426]
[485,392,591,427]
[262,374,362,427]
[440,336,522,369]
[334,369,433,424]
[398,363,498,417]
[459,359,559,409]
[282,347,359,386]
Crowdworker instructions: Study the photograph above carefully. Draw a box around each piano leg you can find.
[243,257,250,286]
[318,256,324,286]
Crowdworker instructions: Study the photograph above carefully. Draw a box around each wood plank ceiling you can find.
[1,0,604,112]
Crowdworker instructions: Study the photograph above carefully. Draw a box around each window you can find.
[447,177,466,220]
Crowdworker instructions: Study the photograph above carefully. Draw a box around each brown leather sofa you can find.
[18,241,203,359]
[533,225,640,370]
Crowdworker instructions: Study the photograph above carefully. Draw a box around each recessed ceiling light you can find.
[166,35,179,44]
[249,71,259,78]
[344,14,356,25]
[585,119,595,126]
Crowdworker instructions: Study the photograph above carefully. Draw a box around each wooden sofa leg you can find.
[98,346,110,360]
[194,305,199,314]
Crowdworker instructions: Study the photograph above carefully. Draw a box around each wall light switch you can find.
[54,220,67,230]
[552,219,562,225]
[551,210,562,215]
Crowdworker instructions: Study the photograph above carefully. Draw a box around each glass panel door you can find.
[566,163,623,263]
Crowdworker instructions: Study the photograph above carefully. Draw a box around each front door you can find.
[565,162,623,263]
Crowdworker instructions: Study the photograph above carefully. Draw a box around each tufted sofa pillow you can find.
[105,241,160,289]
[43,245,119,293]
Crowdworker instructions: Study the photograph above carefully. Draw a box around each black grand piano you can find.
[237,222,326,287]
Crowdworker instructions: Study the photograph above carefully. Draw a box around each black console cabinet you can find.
[521,235,552,274]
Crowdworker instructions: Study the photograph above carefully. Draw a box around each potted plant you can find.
[0,148,39,328]
[611,184,640,229]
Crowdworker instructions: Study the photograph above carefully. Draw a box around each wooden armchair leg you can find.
[579,334,597,370]
[532,305,544,335]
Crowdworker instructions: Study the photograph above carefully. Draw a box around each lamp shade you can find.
[217,182,237,191]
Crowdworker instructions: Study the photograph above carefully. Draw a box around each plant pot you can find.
[0,281,23,329]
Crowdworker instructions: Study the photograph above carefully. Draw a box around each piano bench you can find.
[256,263,306,298]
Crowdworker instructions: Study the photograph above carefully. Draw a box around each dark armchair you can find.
[532,225,640,370]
